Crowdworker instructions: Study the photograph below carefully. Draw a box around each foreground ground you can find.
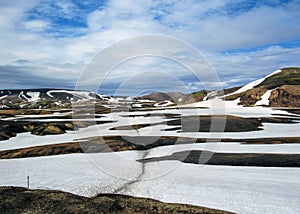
[0,101,299,213]
[0,186,231,214]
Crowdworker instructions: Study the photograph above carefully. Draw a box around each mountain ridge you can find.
[0,67,299,109]
[225,67,300,107]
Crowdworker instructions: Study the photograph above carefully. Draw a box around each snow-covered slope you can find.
[223,68,300,107]
[47,90,97,101]
[0,89,109,108]
[226,69,282,97]
[0,152,299,213]
[255,89,275,106]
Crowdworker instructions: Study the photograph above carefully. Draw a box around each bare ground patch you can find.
[0,186,232,214]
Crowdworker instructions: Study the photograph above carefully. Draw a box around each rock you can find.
[269,85,300,107]
[225,87,267,106]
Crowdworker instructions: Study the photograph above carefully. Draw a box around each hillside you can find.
[136,91,184,102]
[135,67,300,107]
[225,67,300,107]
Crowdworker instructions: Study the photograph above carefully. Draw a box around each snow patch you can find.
[18,91,27,100]
[0,95,8,100]
[0,154,299,214]
[255,89,275,106]
[47,90,96,100]
[26,92,40,102]
[226,69,282,97]
[203,91,218,101]
[132,103,143,108]
[154,100,174,107]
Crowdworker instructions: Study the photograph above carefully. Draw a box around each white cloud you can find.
[0,0,299,93]
[208,45,300,87]
[24,20,49,32]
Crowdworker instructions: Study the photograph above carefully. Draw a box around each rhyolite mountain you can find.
[0,67,299,109]
[135,67,300,107]
[224,67,300,107]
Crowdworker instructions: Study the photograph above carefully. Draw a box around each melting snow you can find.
[154,100,174,107]
[0,95,7,100]
[226,69,282,96]
[47,90,95,100]
[26,92,40,102]
[0,153,299,213]
[255,89,275,106]
[1,96,300,213]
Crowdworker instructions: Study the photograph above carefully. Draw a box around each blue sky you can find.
[0,0,299,95]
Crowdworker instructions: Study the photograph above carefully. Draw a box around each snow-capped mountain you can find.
[0,89,107,109]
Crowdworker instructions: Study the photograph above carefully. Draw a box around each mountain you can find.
[0,89,107,109]
[0,67,299,109]
[139,67,299,107]
[224,67,300,107]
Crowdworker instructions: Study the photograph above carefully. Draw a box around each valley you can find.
[0,68,299,213]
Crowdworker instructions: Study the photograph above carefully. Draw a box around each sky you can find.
[0,0,299,95]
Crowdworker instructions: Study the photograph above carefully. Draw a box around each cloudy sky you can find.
[0,0,299,95]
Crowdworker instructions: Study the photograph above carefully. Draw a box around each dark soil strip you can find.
[0,186,232,214]
[121,113,181,118]
[110,115,299,132]
[139,150,300,167]
[0,143,83,159]
[0,136,299,159]
[271,113,300,118]
[110,123,153,131]
[125,106,208,112]
[12,115,105,121]
[284,108,300,115]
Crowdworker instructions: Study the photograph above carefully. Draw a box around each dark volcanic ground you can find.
[0,186,232,214]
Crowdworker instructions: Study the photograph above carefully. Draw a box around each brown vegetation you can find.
[0,136,299,159]
[0,186,232,214]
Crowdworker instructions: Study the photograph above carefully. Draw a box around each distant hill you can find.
[136,91,184,102]
[0,89,107,109]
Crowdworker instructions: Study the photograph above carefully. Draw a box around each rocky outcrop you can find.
[225,87,267,106]
[0,120,111,141]
[269,85,300,107]
[226,85,300,107]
